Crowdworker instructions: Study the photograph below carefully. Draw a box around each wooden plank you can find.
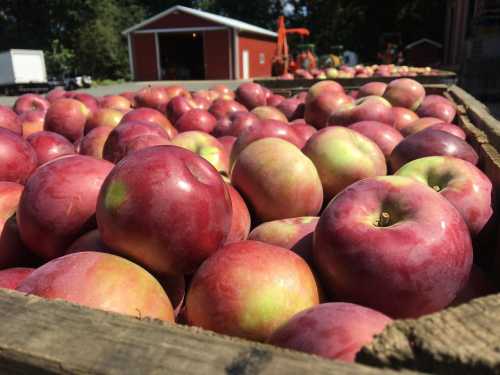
[0,288,423,375]
[357,292,500,374]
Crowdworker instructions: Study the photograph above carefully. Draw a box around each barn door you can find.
[242,50,250,79]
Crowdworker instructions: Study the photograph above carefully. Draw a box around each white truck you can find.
[0,49,49,95]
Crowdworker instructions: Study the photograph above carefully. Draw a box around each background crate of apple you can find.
[0,78,499,375]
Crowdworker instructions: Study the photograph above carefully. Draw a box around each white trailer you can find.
[0,49,49,95]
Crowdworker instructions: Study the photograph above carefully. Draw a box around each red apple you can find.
[186,240,319,341]
[329,96,393,126]
[417,95,456,123]
[176,109,217,133]
[0,267,34,289]
[348,121,404,159]
[383,78,426,111]
[428,123,466,140]
[225,184,251,244]
[290,121,317,148]
[67,229,109,254]
[46,87,67,102]
[17,251,174,321]
[305,92,354,129]
[19,110,45,138]
[27,131,75,166]
[210,84,234,99]
[306,80,344,103]
[209,99,247,120]
[303,126,387,200]
[401,117,449,137]
[217,135,237,159]
[79,126,113,159]
[13,94,49,115]
[232,138,323,221]
[0,216,41,269]
[85,108,124,133]
[0,105,21,134]
[267,94,285,107]
[17,155,113,259]
[96,146,232,276]
[162,85,190,100]
[121,107,176,139]
[100,95,133,112]
[0,129,37,184]
[269,303,392,362]
[70,93,99,114]
[166,96,197,124]
[118,91,137,107]
[212,111,260,138]
[251,106,288,123]
[314,175,473,318]
[45,98,91,141]
[392,107,419,132]
[390,129,479,171]
[235,82,267,110]
[395,156,492,235]
[135,86,170,112]
[358,82,388,98]
[277,98,305,121]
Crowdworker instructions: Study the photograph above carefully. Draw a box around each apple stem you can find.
[377,211,391,227]
[432,185,441,192]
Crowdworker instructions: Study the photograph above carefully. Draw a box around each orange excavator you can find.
[272,16,316,76]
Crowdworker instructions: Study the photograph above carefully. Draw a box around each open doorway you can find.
[158,32,205,80]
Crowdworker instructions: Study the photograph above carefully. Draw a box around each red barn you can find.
[122,5,277,81]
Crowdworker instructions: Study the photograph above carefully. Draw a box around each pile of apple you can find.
[280,64,445,80]
[0,78,495,362]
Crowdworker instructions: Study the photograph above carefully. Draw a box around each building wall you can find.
[138,12,218,30]
[406,44,442,66]
[131,33,158,81]
[204,29,231,79]
[238,33,276,79]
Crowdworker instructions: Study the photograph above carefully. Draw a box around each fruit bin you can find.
[1,83,499,375]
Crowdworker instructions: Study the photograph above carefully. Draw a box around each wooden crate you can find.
[1,84,499,375]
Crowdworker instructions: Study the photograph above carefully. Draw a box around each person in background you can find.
[342,49,358,66]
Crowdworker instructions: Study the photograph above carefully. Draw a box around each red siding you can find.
[139,12,218,30]
[204,30,231,79]
[132,33,157,81]
[238,32,276,78]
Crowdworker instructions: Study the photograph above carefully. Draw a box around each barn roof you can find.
[405,38,443,49]
[122,5,277,38]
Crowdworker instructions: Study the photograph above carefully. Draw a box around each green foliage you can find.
[45,39,75,76]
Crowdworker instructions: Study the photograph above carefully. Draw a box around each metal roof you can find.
[405,38,443,49]
[122,5,277,38]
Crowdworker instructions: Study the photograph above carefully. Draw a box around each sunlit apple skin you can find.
[383,78,426,111]
[69,93,99,114]
[306,80,345,103]
[395,156,492,235]
[225,184,251,244]
[45,98,91,142]
[305,92,354,129]
[0,128,38,184]
[417,95,457,123]
[96,146,232,276]
[267,94,285,107]
[358,82,388,98]
[235,83,267,110]
[16,251,175,322]
[186,240,319,341]
[251,106,288,123]
[210,84,235,99]
[13,94,50,115]
[209,99,248,120]
[176,109,217,133]
[45,87,67,103]
[121,107,176,139]
[348,121,403,160]
[0,267,34,289]
[268,302,392,362]
[249,217,318,263]
[390,129,479,171]
[404,120,466,140]
[303,126,387,201]
[134,87,169,112]
[401,117,448,137]
[212,111,260,138]
[313,175,473,318]
[0,105,22,134]
[100,95,133,112]
[329,96,393,126]
[231,138,323,222]
[17,155,114,260]
[392,107,419,132]
[79,126,113,159]
[85,108,124,133]
[19,111,45,138]
[27,131,75,166]
[118,91,137,108]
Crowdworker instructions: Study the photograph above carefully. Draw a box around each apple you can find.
[212,111,260,138]
[348,121,404,160]
[176,109,217,133]
[70,93,99,114]
[395,156,492,235]
[267,94,285,107]
[171,131,229,174]
[401,117,449,137]
[17,155,113,259]
[192,95,211,111]
[134,86,169,112]
[417,95,457,123]
[121,107,177,139]
[232,138,323,222]
[79,126,113,159]
[248,217,318,263]
[0,267,34,289]
[235,83,267,110]
[209,99,248,120]
[210,84,235,99]
[305,92,354,128]
[225,184,251,244]
[303,126,387,200]
[277,98,305,121]
[268,303,392,362]
[45,87,67,102]
[0,215,41,269]
[27,131,75,166]
[186,240,319,341]
[294,69,314,79]
[390,129,479,171]
[0,129,37,184]
[230,119,303,167]
[17,251,174,321]
[314,175,473,318]
[118,91,137,107]
[251,106,288,123]
[162,85,190,100]
[217,135,237,160]
[13,94,49,115]
[45,98,91,141]
[0,105,22,134]
[85,108,124,133]
[67,229,110,254]
[383,78,425,111]
[403,120,466,139]
[166,96,197,124]
[329,96,393,126]
[290,121,317,148]
[19,110,45,138]
[358,82,387,98]
[100,95,132,112]
[428,123,466,139]
[96,146,232,276]
[306,80,344,103]
[102,121,170,163]
[392,107,419,132]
